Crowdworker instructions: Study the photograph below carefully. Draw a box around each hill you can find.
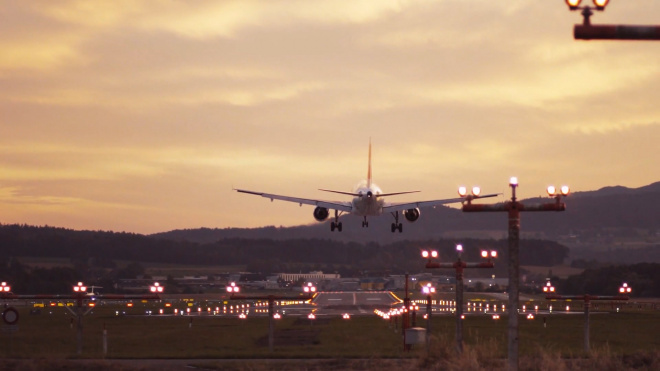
[0,224,567,271]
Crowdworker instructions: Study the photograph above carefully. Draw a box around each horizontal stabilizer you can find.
[319,189,420,198]
[318,189,360,197]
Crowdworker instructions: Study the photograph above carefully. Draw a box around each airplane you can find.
[234,141,498,233]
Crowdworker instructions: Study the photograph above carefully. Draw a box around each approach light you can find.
[0,282,9,292]
[303,282,316,293]
[566,0,581,10]
[619,283,632,294]
[543,281,555,293]
[74,282,87,293]
[472,186,481,196]
[227,282,240,293]
[593,0,609,10]
[423,250,438,258]
[565,0,609,11]
[509,177,519,187]
[458,186,468,197]
[150,282,164,293]
[456,244,463,253]
[548,185,570,197]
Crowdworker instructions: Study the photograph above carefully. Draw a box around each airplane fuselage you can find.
[351,182,386,216]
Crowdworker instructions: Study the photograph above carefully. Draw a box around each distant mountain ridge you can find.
[572,181,660,197]
[152,181,660,244]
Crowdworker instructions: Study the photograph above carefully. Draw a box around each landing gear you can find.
[390,211,403,233]
[362,217,369,228]
[331,210,343,232]
[331,221,343,232]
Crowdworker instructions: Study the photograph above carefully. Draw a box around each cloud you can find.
[0,0,658,232]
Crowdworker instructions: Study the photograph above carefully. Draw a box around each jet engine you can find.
[313,207,329,221]
[404,208,420,222]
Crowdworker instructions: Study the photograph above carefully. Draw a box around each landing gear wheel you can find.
[397,223,403,233]
[331,210,342,232]
[391,223,396,233]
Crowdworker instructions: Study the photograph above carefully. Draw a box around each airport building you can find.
[277,271,340,282]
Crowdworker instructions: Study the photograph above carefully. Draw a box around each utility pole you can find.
[461,179,568,370]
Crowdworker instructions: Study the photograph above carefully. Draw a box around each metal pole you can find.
[76,301,83,355]
[403,273,409,351]
[456,262,464,353]
[508,192,520,371]
[102,322,107,357]
[268,297,274,352]
[426,294,432,353]
[584,298,590,353]
[575,24,660,40]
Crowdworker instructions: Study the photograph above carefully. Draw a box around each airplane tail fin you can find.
[367,139,372,188]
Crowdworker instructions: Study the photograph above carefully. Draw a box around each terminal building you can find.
[277,271,340,282]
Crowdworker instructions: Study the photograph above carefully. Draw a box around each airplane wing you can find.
[383,193,500,212]
[234,188,353,212]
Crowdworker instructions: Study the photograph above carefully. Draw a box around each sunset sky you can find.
[1,1,659,234]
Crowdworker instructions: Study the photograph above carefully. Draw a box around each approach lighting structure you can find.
[1,282,9,292]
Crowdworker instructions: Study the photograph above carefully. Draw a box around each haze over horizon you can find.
[1,1,659,234]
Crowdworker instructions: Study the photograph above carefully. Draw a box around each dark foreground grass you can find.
[0,303,658,370]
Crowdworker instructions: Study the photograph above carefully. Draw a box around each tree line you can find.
[0,223,572,294]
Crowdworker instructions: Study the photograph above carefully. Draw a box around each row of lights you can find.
[2,281,164,295]
[226,281,317,293]
[566,0,609,11]
[544,281,632,295]
[422,246,497,260]
[460,178,569,198]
